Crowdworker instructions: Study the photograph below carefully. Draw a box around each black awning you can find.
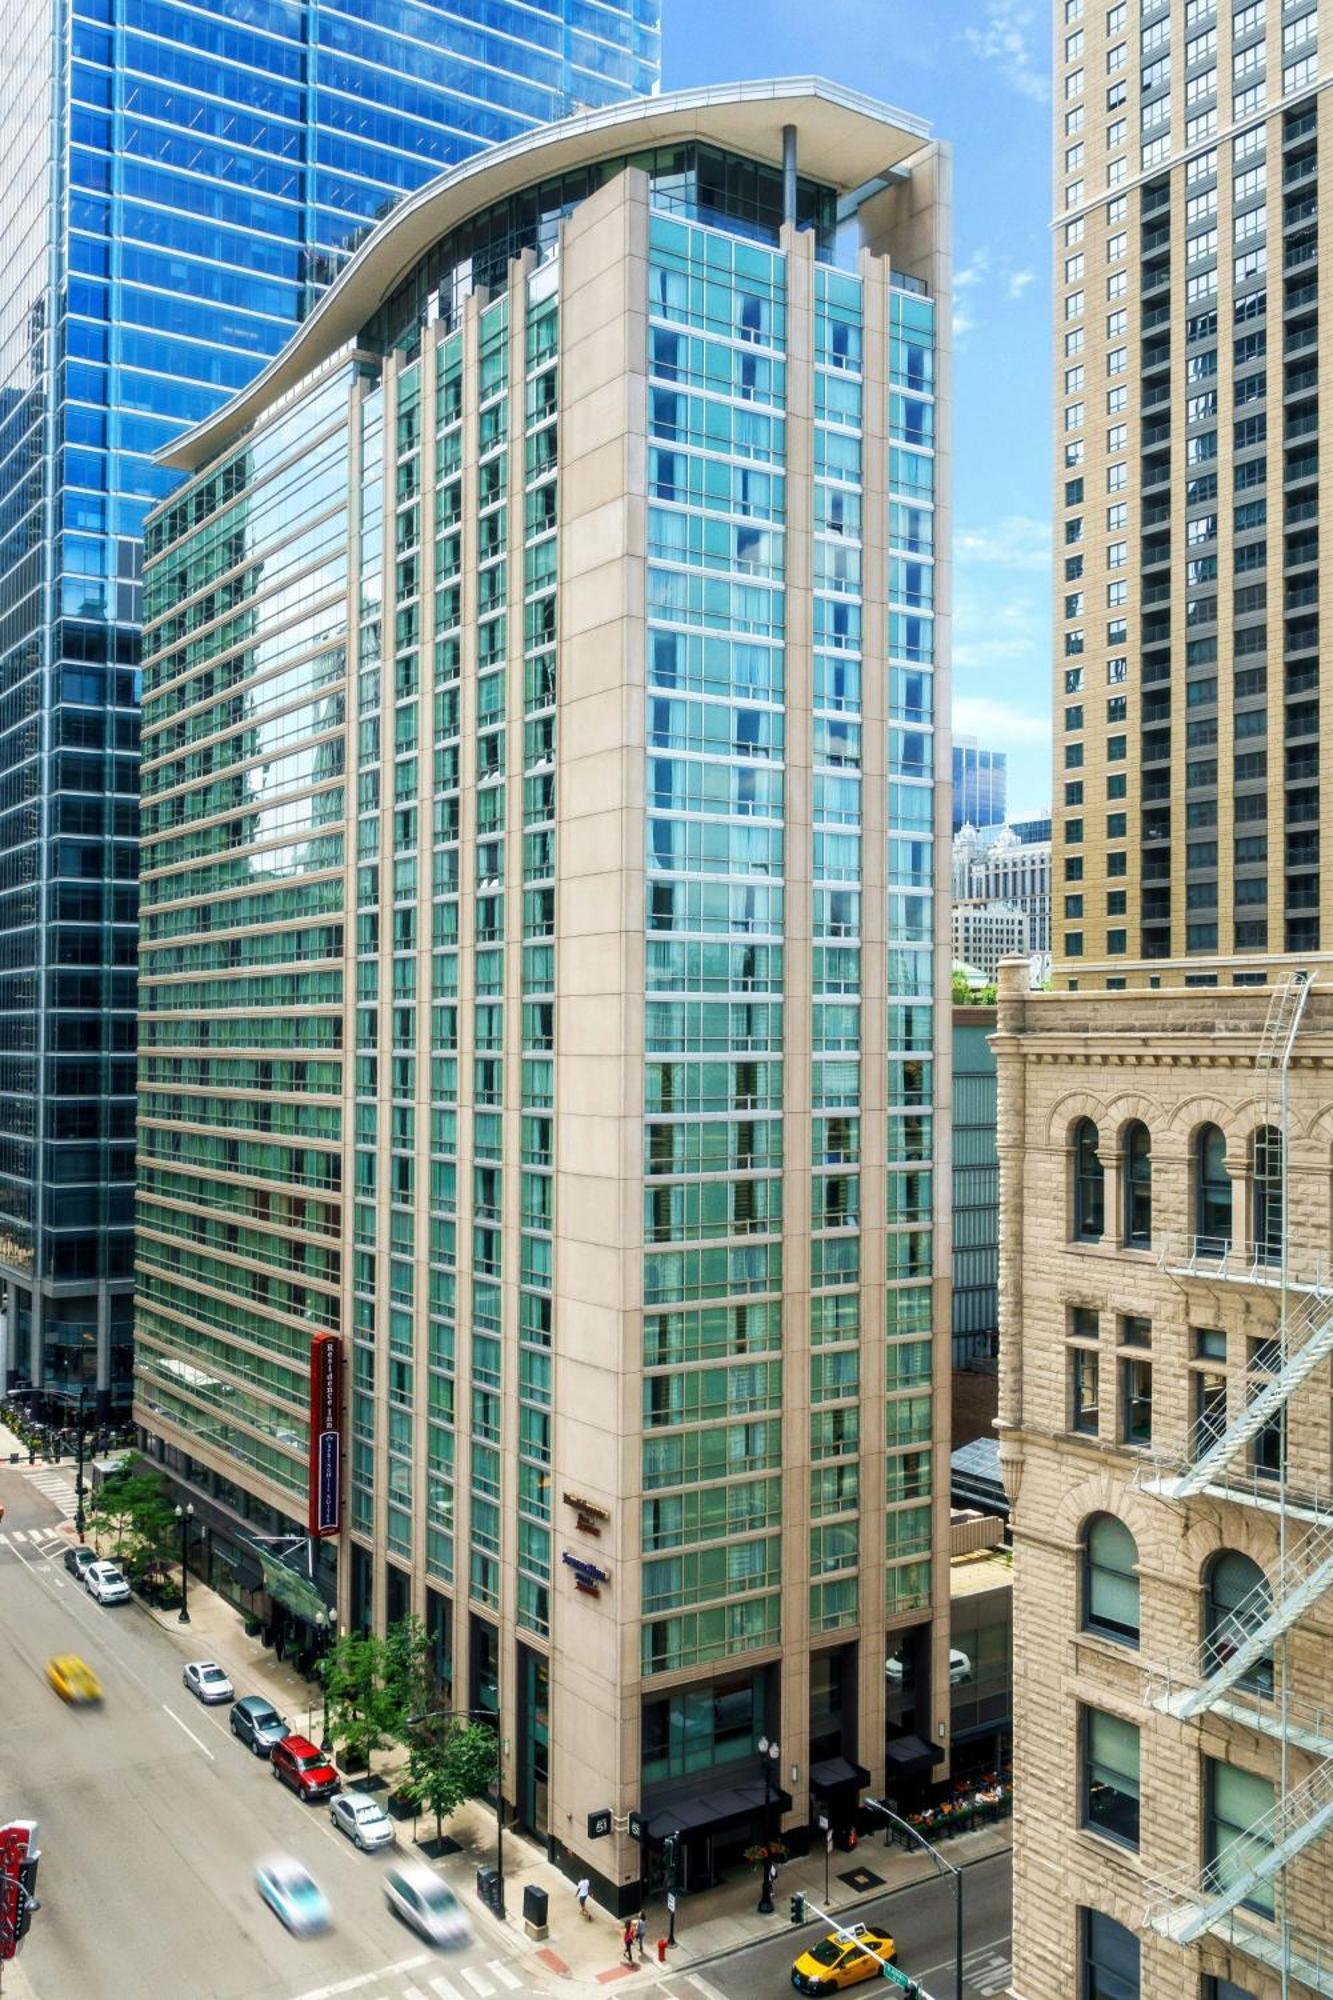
[644,1778,794,1843]
[231,1555,264,1593]
[884,1734,937,1776]
[810,1756,870,1793]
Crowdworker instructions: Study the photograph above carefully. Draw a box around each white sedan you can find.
[183,1660,235,1705]
[331,1792,395,1851]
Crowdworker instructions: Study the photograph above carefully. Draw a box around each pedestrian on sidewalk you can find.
[635,1911,647,1958]
[622,1919,635,1966]
[576,1876,592,1921]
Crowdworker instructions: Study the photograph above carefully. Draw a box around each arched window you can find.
[1195,1123,1232,1254]
[1073,1119,1104,1241]
[1123,1121,1152,1247]
[1204,1551,1273,1697]
[1083,1514,1140,1646]
[1251,1126,1283,1265]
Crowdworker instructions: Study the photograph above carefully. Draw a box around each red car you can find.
[271,1734,340,1802]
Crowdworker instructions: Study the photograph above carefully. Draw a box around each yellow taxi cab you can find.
[791,1922,896,1994]
[46,1655,102,1705]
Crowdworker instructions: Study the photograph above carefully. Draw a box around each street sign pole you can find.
[793,1897,933,2000]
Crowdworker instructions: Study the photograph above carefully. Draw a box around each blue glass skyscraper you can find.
[0,0,659,1413]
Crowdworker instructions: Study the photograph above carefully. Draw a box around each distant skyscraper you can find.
[136,80,956,1904]
[0,0,659,1411]
[951,735,1007,833]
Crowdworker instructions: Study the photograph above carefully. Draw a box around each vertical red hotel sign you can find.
[308,1332,343,1538]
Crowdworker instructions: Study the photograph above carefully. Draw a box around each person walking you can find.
[622,1919,636,1966]
[576,1877,592,1921]
[635,1912,648,1959]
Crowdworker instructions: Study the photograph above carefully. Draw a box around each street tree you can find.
[382,1612,432,1734]
[401,1719,498,1846]
[85,1461,177,1587]
[321,1633,396,1777]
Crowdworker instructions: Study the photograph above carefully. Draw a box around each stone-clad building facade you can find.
[995,957,1333,2000]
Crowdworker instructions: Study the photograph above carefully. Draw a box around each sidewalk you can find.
[136,1569,328,1742]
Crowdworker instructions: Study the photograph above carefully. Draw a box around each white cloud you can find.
[961,0,1050,104]
[1007,268,1035,300]
[953,304,980,342]
[955,514,1051,573]
[952,692,1051,747]
[955,249,991,291]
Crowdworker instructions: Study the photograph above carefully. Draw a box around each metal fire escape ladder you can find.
[1147,1516,1333,1720]
[1255,970,1312,1082]
[1143,1758,1333,1948]
[1160,1291,1333,1500]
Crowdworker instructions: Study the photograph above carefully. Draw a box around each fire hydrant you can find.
[657,1939,668,1964]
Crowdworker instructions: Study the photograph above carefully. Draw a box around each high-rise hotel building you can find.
[135,82,955,1905]
[0,0,658,1414]
[1000,5,1333,1997]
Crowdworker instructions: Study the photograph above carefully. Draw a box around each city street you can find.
[0,1461,533,2000]
[698,1854,1011,2000]
[0,1457,1010,2000]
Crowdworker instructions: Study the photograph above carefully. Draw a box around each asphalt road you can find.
[694,1853,1012,2000]
[0,1462,531,2000]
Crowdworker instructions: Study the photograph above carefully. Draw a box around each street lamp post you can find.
[73,1385,89,1540]
[756,1734,780,1914]
[313,1611,332,1752]
[406,1705,504,1915]
[174,1503,193,1624]
[864,1798,963,2000]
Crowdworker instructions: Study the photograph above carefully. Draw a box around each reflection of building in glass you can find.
[951,735,1006,833]
[0,0,659,1413]
[136,81,957,1911]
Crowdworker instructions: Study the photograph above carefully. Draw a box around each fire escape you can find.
[1137,973,1333,1992]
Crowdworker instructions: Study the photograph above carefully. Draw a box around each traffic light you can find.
[662,1835,677,1881]
[790,1893,806,1925]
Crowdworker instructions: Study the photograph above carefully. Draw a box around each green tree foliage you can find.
[382,1612,432,1734]
[401,1718,498,1844]
[85,1461,177,1586]
[322,1633,397,1776]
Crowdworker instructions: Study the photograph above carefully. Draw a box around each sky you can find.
[661,0,1054,817]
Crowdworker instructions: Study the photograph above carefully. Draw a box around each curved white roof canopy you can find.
[162,76,932,474]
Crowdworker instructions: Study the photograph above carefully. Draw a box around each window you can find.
[1206,1760,1275,1916]
[1073,1119,1104,1240]
[1082,1707,1140,1847]
[1250,1124,1282,1262]
[1122,1121,1151,1246]
[1083,1514,1140,1644]
[1195,1123,1231,1252]
[1072,1346,1100,1435]
[1081,1909,1139,1999]
[1204,1551,1273,1696]
[1120,1358,1152,1446]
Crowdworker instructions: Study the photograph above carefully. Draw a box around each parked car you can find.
[46,1655,102,1705]
[792,1923,897,1995]
[84,1561,130,1606]
[271,1734,340,1802]
[383,1863,470,1947]
[183,1660,235,1705]
[230,1695,289,1756]
[330,1792,395,1851]
[254,1854,330,1937]
[63,1545,98,1580]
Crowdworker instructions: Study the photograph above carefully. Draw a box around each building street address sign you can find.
[308,1331,343,1539]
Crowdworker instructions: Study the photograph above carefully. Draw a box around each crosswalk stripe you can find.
[686,1978,730,2000]
[461,1972,494,1998]
[487,1964,521,1992]
[428,1977,467,2000]
[403,1987,429,2000]
[10,1529,27,1544]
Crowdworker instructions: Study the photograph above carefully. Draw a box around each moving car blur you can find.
[254,1854,331,1937]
